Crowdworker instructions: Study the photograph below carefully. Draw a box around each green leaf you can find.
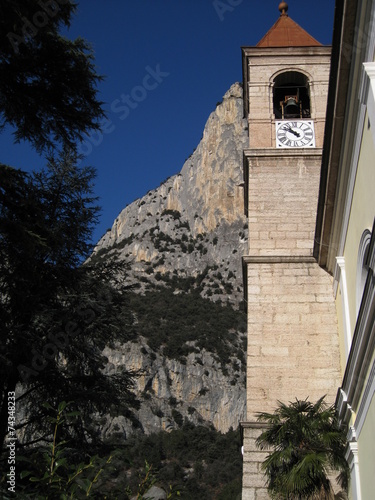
[41,402,54,410]
[20,470,32,479]
[76,477,92,492]
[58,401,68,412]
[65,411,81,417]
[55,457,68,469]
[55,439,70,449]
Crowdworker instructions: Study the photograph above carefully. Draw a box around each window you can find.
[356,229,371,316]
[273,71,311,119]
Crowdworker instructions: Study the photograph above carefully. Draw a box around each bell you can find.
[284,96,300,116]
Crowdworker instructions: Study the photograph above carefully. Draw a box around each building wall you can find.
[242,424,269,500]
[245,259,340,420]
[244,150,341,419]
[245,150,321,257]
[358,399,375,500]
[335,285,348,372]
[341,113,375,333]
[335,90,375,500]
[242,146,342,498]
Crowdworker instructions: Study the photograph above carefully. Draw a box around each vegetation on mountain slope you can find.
[117,423,243,499]
[128,284,247,371]
[6,403,242,499]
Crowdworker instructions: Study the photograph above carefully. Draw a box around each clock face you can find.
[276,121,315,148]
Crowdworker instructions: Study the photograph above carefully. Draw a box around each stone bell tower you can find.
[240,3,341,498]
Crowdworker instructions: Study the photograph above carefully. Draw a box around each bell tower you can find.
[242,1,328,150]
[240,4,342,498]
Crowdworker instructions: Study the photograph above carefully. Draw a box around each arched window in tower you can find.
[273,72,311,119]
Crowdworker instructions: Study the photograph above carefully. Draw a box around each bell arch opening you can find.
[273,71,311,119]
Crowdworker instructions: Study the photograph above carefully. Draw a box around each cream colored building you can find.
[314,0,375,498]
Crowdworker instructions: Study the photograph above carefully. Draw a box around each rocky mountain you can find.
[91,82,249,437]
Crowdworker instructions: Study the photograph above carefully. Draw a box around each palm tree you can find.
[256,396,349,499]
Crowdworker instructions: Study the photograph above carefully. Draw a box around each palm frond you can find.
[256,396,349,499]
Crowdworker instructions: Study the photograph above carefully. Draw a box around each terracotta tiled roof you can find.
[257,6,322,47]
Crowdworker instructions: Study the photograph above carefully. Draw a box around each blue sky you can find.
[1,0,335,244]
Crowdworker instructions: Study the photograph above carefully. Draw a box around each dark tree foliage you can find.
[0,0,132,454]
[0,151,138,451]
[107,424,243,499]
[0,0,104,152]
[256,397,349,499]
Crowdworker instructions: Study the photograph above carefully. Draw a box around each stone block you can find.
[241,488,256,500]
[275,239,299,249]
[316,294,336,303]
[261,346,289,356]
[255,489,272,500]
[250,239,276,249]
[242,461,260,475]
[247,345,262,357]
[275,222,299,232]
[283,302,310,313]
[275,314,302,326]
[242,469,268,488]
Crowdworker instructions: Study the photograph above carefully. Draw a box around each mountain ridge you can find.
[92,82,249,436]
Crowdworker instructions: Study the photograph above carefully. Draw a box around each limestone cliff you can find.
[92,83,249,435]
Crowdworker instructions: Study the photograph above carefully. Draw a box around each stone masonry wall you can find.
[245,150,322,257]
[245,259,341,420]
[242,148,342,498]
[242,424,269,500]
[242,258,341,499]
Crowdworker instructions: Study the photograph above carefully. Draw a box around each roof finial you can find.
[278,1,288,16]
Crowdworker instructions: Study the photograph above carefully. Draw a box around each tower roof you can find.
[257,2,322,48]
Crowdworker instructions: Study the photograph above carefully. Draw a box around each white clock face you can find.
[276,121,315,148]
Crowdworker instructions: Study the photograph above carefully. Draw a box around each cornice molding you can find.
[240,421,268,429]
[242,255,316,265]
[241,46,332,57]
[345,437,360,466]
[243,148,322,159]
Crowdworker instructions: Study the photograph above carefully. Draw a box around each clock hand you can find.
[285,126,301,138]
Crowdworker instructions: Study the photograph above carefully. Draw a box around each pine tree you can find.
[0,151,138,450]
[0,0,142,455]
[0,0,104,152]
